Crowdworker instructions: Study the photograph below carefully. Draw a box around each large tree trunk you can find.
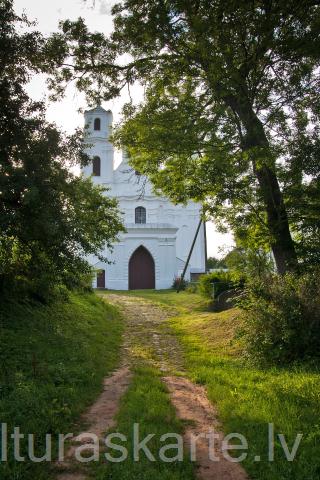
[254,162,297,274]
[225,97,297,274]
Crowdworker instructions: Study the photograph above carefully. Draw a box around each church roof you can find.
[84,106,112,114]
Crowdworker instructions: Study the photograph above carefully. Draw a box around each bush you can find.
[185,282,198,293]
[198,271,244,299]
[241,269,320,364]
[172,276,188,290]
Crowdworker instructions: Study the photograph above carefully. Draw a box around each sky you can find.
[14,0,234,258]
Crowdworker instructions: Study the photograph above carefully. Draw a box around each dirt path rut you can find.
[106,294,248,480]
[55,366,132,480]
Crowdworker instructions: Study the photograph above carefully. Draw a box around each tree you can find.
[207,256,226,270]
[49,0,320,274]
[0,0,124,300]
[223,247,274,279]
[282,108,320,269]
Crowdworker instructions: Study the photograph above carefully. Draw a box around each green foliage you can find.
[0,292,123,480]
[171,276,188,291]
[185,282,198,294]
[0,1,124,301]
[48,0,320,272]
[223,246,274,280]
[207,256,227,269]
[241,269,320,364]
[198,271,244,299]
[287,179,320,270]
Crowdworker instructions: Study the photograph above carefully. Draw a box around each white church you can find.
[83,106,207,290]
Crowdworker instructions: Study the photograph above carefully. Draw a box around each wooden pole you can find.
[177,218,203,293]
[203,220,208,273]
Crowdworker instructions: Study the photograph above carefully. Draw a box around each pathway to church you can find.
[54,294,248,480]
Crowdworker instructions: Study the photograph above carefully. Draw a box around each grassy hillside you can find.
[119,290,320,480]
[0,293,123,480]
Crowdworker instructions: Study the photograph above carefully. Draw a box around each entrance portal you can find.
[129,246,155,290]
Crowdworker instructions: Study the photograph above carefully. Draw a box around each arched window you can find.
[94,118,101,131]
[92,156,101,176]
[135,206,146,224]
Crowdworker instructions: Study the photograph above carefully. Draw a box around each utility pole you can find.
[177,218,203,293]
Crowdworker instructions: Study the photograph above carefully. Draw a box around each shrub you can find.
[185,282,198,293]
[172,276,188,290]
[241,269,320,364]
[198,271,244,299]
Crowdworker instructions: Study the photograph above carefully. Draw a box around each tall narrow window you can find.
[92,156,101,176]
[94,118,101,130]
[96,269,105,288]
[135,206,146,224]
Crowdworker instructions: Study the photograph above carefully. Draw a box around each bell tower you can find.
[83,106,114,184]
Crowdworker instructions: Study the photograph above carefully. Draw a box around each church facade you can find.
[83,106,207,290]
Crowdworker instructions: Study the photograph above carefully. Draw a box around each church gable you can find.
[83,107,206,290]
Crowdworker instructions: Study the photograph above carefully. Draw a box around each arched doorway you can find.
[129,246,155,290]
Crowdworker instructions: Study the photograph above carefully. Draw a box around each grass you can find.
[89,290,195,479]
[117,289,320,480]
[106,289,209,313]
[2,287,319,479]
[0,292,123,480]
[92,364,194,480]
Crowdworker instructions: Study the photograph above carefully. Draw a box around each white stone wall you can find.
[83,106,206,290]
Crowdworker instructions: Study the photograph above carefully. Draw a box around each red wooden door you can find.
[97,269,105,288]
[129,246,155,290]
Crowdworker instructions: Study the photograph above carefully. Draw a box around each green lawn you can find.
[117,289,320,480]
[0,292,123,480]
[2,288,319,480]
[108,288,209,312]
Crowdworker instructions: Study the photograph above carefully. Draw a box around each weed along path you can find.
[54,293,248,480]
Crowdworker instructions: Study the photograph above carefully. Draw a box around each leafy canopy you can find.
[0,0,124,300]
[47,0,320,272]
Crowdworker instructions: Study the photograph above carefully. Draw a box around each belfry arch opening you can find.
[94,117,101,130]
[129,246,155,290]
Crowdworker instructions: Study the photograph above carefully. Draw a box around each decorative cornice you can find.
[125,222,177,229]
[84,106,112,114]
